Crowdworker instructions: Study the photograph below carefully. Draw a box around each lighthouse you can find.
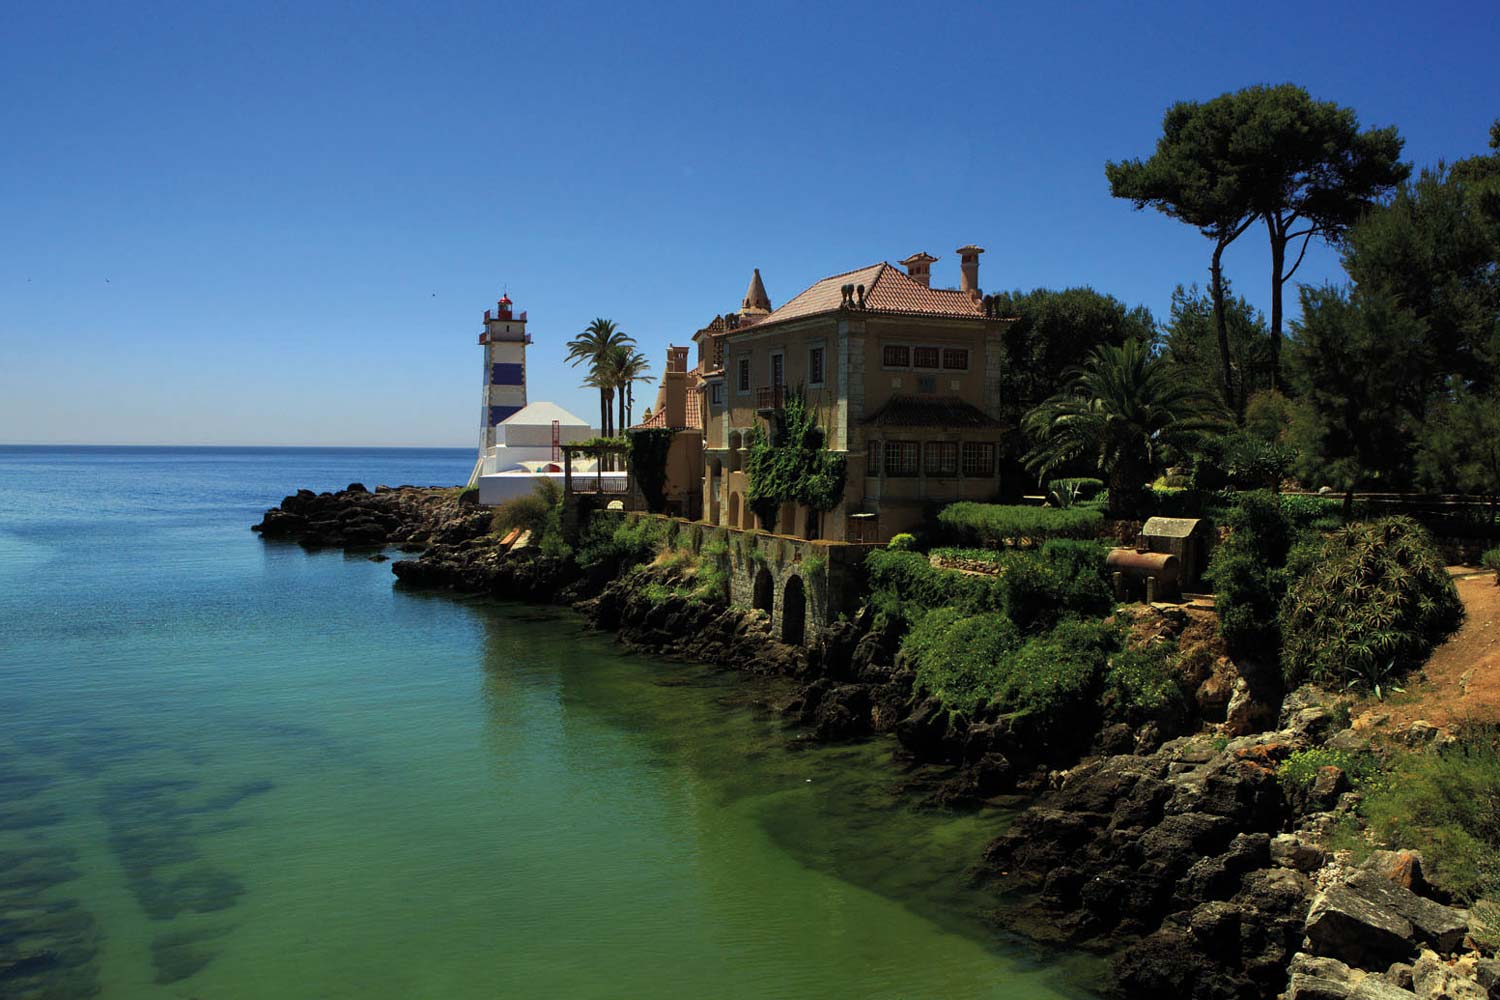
[469,293,531,485]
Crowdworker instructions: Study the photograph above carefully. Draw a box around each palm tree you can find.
[1022,339,1218,516]
[615,347,654,428]
[566,318,635,438]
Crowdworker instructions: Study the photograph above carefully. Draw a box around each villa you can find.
[689,248,1017,542]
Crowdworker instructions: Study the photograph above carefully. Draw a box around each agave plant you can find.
[1281,517,1464,689]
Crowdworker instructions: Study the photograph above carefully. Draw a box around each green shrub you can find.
[1281,517,1463,689]
[1104,640,1188,724]
[1358,725,1500,905]
[1046,477,1106,501]
[993,619,1121,736]
[1483,547,1500,578]
[866,549,999,621]
[868,545,1111,629]
[887,533,918,551]
[1038,539,1114,615]
[576,512,670,572]
[1277,747,1378,792]
[1204,491,1298,661]
[1279,493,1345,529]
[938,502,1103,549]
[902,612,1122,735]
[904,608,1022,714]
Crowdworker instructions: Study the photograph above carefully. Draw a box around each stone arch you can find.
[742,499,757,531]
[753,566,774,616]
[727,491,741,530]
[781,575,806,646]
[727,432,742,472]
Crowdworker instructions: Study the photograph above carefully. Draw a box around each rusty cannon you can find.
[1106,548,1182,603]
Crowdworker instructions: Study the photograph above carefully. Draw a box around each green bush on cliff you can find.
[937,502,1103,549]
[866,550,999,621]
[1356,724,1500,905]
[903,611,1149,736]
[1102,640,1188,725]
[1279,517,1463,690]
[577,512,670,572]
[1204,491,1299,663]
[903,608,1021,714]
[867,544,1112,630]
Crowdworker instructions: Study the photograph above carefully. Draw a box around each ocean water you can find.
[0,446,1097,999]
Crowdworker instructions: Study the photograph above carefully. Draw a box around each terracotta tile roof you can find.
[861,395,1001,428]
[746,262,985,330]
[631,365,703,431]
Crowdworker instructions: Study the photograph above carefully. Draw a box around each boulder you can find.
[1305,883,1415,966]
[1413,949,1487,1000]
[1361,850,1433,897]
[1272,833,1328,873]
[1345,871,1468,954]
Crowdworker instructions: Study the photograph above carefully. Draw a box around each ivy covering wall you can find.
[745,391,847,526]
[628,428,677,513]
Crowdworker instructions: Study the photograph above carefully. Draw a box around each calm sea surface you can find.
[0,446,1097,999]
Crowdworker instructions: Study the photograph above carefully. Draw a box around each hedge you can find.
[937,502,1104,549]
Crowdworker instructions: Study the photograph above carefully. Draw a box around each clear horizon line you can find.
[0,442,475,450]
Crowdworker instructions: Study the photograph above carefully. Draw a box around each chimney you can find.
[663,345,689,428]
[956,244,984,302]
[899,251,938,289]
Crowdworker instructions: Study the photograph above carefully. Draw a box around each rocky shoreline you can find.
[253,486,1500,1000]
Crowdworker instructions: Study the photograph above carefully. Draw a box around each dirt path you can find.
[1364,571,1500,731]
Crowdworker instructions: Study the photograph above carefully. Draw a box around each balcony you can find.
[755,385,786,411]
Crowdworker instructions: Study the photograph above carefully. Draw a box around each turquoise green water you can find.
[0,447,1096,998]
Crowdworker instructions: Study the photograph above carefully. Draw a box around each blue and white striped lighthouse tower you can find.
[477,292,530,460]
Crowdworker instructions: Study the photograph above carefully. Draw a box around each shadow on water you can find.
[467,597,1106,996]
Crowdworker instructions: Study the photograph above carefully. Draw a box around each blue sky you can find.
[2,1,1496,446]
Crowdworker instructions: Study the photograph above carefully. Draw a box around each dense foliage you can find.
[627,427,677,512]
[1357,723,1500,905]
[1022,339,1217,516]
[990,287,1157,477]
[745,391,847,525]
[1280,517,1463,689]
[937,502,1103,549]
[576,511,670,572]
[1202,491,1299,663]
[1108,83,1409,393]
[867,543,1111,631]
[903,611,1183,739]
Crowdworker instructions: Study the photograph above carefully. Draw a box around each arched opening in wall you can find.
[727,432,741,472]
[804,507,820,540]
[727,492,741,530]
[753,567,774,617]
[781,575,806,646]
[743,500,758,531]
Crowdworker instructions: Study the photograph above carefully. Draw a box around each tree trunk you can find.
[618,386,626,438]
[1267,215,1286,392]
[1209,241,1240,419]
[600,389,611,470]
